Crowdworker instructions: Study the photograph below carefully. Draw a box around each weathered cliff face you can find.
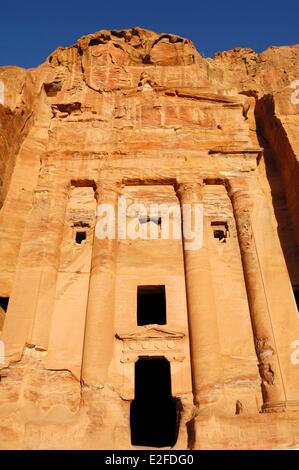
[0,67,33,208]
[208,45,299,258]
[0,28,299,450]
[0,28,255,291]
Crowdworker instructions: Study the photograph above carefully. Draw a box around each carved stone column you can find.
[176,180,225,413]
[1,176,69,360]
[82,180,120,386]
[227,175,286,411]
[30,184,70,348]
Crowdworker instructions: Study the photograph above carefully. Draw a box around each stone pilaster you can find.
[176,180,225,413]
[1,176,70,360]
[30,184,70,348]
[81,180,121,386]
[227,175,288,411]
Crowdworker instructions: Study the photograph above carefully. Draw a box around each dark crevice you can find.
[130,357,178,448]
[44,81,62,97]
[55,102,81,114]
[73,221,90,228]
[186,417,195,449]
[70,179,96,190]
[239,90,259,99]
[74,44,83,56]
[89,38,102,46]
[142,54,152,65]
[111,30,130,39]
[89,34,111,47]
[132,28,142,38]
[153,34,185,47]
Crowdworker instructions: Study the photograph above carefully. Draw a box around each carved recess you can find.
[116,326,185,363]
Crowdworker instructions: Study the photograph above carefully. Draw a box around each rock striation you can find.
[0,27,299,449]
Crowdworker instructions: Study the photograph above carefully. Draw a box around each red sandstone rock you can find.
[0,27,299,450]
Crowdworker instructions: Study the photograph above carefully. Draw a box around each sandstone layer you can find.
[0,27,299,449]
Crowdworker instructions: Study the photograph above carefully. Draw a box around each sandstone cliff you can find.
[0,27,299,450]
[1,28,298,271]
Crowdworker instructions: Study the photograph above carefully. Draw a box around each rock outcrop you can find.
[0,27,299,450]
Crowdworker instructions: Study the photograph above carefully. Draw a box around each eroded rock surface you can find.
[0,28,299,449]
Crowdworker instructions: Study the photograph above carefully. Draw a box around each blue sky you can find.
[1,0,298,68]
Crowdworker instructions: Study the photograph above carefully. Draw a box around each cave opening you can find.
[130,357,178,448]
[137,285,166,326]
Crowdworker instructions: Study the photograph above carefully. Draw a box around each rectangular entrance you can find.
[130,357,178,448]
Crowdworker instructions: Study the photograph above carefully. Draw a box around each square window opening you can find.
[76,231,87,244]
[211,221,229,243]
[137,285,166,326]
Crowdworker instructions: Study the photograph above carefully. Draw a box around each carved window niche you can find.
[137,285,166,326]
[75,230,87,245]
[116,326,185,399]
[73,222,90,246]
[211,221,229,243]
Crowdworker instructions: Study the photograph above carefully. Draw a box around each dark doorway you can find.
[137,285,166,326]
[0,297,9,312]
[130,357,178,447]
